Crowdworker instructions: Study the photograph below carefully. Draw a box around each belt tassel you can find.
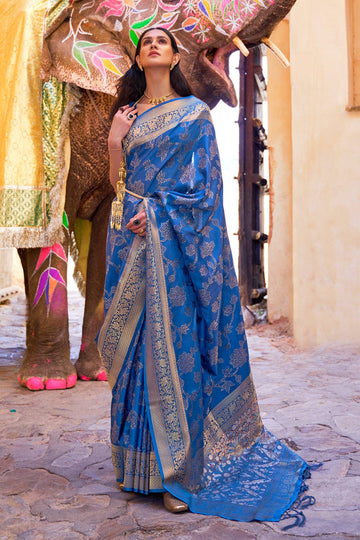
[111,159,126,230]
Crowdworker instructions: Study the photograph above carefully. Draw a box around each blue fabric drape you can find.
[98,96,308,522]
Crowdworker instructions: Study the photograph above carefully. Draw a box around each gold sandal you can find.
[163,492,189,513]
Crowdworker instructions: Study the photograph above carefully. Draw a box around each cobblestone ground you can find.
[0,285,359,539]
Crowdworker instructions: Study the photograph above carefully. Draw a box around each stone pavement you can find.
[1,287,360,539]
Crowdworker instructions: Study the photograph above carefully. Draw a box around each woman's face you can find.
[136,30,179,72]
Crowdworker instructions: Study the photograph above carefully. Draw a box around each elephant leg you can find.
[17,246,77,391]
[75,195,113,381]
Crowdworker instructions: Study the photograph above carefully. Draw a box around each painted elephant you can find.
[0,0,296,390]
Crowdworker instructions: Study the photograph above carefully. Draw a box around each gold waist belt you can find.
[125,189,145,200]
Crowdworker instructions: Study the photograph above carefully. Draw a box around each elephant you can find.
[0,0,296,390]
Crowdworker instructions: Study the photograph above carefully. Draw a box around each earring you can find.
[139,64,143,72]
[170,62,176,71]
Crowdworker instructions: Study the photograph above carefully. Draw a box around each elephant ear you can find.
[40,1,133,95]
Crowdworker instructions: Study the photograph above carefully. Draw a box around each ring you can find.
[133,218,140,226]
[127,112,135,120]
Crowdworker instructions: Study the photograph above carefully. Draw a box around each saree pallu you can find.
[98,96,308,522]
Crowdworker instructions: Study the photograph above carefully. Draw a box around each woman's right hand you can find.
[108,105,137,150]
[108,105,137,190]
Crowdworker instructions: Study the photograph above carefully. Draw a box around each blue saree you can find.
[98,96,309,523]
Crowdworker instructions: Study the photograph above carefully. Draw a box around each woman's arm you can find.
[108,104,147,236]
[108,104,137,190]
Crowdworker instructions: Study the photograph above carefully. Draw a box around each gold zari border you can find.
[144,200,191,483]
[112,444,163,492]
[98,234,146,389]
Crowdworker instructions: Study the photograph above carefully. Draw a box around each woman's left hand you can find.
[127,209,147,237]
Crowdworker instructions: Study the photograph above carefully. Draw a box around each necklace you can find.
[143,91,174,105]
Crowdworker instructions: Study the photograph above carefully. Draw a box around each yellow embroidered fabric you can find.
[0,0,71,247]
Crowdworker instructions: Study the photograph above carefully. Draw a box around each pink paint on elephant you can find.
[18,376,45,391]
[79,371,107,381]
[46,375,77,389]
[18,374,77,391]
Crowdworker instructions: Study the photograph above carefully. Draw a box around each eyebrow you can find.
[142,34,170,41]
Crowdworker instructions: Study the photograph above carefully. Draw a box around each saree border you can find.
[112,444,163,493]
[123,96,210,155]
[97,234,146,389]
[144,200,191,483]
[203,375,263,459]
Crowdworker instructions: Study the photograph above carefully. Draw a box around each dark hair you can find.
[109,27,193,120]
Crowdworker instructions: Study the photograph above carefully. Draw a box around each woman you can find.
[98,27,312,524]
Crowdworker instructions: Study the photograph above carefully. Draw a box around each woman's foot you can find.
[163,492,189,513]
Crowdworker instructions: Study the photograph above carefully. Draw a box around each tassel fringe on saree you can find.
[98,96,314,525]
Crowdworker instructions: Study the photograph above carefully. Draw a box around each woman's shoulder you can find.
[182,95,209,107]
[178,96,211,116]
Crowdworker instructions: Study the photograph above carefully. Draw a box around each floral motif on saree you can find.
[98,96,309,522]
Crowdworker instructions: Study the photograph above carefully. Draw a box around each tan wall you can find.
[267,19,293,326]
[0,249,13,289]
[0,248,23,290]
[268,0,360,346]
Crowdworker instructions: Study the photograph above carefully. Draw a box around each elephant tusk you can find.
[232,37,249,57]
[261,37,290,68]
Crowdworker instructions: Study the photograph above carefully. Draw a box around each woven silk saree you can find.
[98,96,308,522]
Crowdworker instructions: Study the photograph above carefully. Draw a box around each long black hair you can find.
[109,27,193,120]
